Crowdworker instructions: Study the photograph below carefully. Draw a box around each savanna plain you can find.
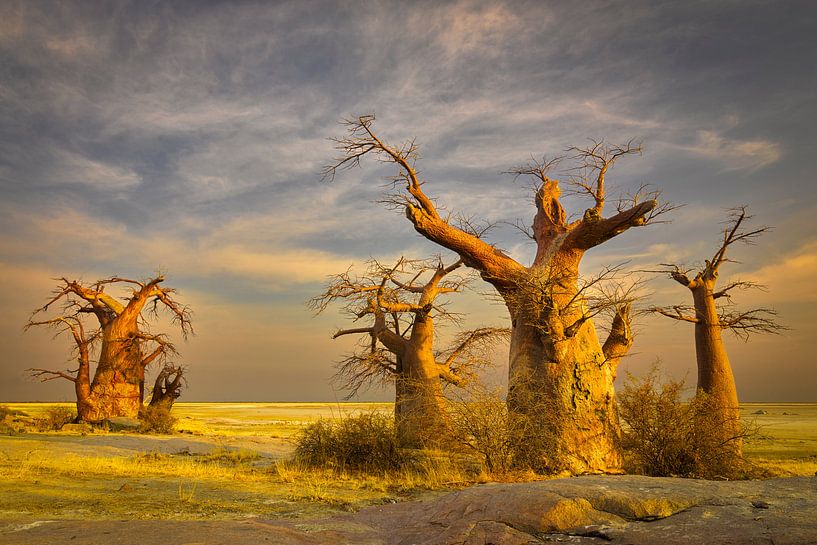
[1,401,815,528]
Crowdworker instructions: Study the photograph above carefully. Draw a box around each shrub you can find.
[294,412,402,472]
[447,387,516,475]
[447,382,562,475]
[35,406,75,431]
[138,403,177,434]
[201,448,261,466]
[618,370,751,479]
[0,405,15,419]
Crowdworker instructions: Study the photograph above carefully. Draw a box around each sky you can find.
[1,0,815,403]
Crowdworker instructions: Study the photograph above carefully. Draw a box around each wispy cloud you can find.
[1,0,814,401]
[52,150,142,189]
[682,130,782,172]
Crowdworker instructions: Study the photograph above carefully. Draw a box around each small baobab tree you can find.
[323,115,670,472]
[25,315,99,420]
[310,257,508,448]
[147,364,186,409]
[26,275,192,422]
[651,207,783,454]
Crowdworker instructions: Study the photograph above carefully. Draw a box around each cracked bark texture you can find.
[325,118,658,473]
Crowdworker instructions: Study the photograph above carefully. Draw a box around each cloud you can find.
[0,203,365,289]
[52,150,142,189]
[44,34,98,58]
[430,2,527,59]
[681,130,782,172]
[743,240,817,304]
[1,1,815,401]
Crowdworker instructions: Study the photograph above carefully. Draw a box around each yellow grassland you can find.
[0,401,814,522]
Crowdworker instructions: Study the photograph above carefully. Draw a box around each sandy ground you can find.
[2,475,816,545]
[0,431,293,460]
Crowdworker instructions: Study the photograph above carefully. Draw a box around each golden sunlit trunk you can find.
[394,316,450,448]
[506,259,622,474]
[81,318,143,422]
[692,284,742,455]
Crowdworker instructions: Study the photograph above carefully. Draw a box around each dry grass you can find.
[0,401,814,523]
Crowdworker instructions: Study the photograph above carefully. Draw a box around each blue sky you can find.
[1,0,816,402]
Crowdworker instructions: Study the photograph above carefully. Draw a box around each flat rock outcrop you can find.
[3,475,816,544]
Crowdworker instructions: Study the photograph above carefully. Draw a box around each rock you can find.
[61,422,93,434]
[3,475,817,545]
[106,417,141,431]
[753,409,768,415]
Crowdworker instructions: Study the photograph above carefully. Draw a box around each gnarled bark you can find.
[148,364,185,408]
[325,119,666,472]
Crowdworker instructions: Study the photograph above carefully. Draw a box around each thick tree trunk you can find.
[505,261,621,474]
[394,316,450,449]
[508,322,621,473]
[80,318,143,422]
[692,284,742,454]
[403,180,646,473]
[74,342,97,422]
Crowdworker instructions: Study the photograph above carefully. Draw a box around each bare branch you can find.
[650,305,701,324]
[28,368,77,383]
[332,345,398,400]
[719,307,786,341]
[566,139,642,217]
[705,207,769,278]
[712,280,765,300]
[324,114,524,287]
[437,327,511,385]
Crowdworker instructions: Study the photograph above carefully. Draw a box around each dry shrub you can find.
[138,403,177,434]
[0,405,17,419]
[200,448,261,466]
[294,412,402,473]
[447,386,516,474]
[447,383,560,475]
[618,370,751,479]
[35,406,75,431]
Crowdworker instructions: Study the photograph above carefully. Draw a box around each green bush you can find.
[618,371,750,479]
[294,412,402,472]
[35,406,75,431]
[138,403,177,434]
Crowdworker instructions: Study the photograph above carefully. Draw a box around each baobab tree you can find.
[25,315,99,420]
[311,257,507,448]
[147,364,186,409]
[27,275,192,422]
[651,208,783,454]
[324,115,671,473]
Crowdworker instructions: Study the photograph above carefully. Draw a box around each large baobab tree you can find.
[311,257,507,448]
[652,208,783,454]
[27,275,192,422]
[324,115,670,473]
